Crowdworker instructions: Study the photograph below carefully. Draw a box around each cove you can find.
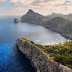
[0,16,69,72]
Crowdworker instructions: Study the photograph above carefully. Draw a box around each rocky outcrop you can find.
[21,9,51,24]
[14,18,19,23]
[16,37,72,72]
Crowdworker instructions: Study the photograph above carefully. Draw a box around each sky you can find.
[0,0,72,15]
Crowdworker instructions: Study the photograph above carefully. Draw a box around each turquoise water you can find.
[0,16,69,72]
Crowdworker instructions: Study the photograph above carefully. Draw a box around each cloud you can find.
[0,0,6,2]
[0,7,28,15]
[56,0,72,6]
[30,0,57,6]
[10,0,57,5]
[55,0,72,11]
[10,0,20,5]
[1,0,72,15]
[64,0,72,4]
[11,0,33,5]
[10,0,60,15]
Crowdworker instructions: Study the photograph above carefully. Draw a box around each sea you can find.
[0,15,69,72]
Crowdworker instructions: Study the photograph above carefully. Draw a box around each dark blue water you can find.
[0,16,36,72]
[0,16,69,72]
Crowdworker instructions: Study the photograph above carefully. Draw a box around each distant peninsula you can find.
[21,9,72,39]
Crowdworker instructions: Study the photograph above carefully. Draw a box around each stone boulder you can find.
[14,18,19,23]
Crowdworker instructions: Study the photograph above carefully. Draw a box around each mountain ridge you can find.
[47,12,72,21]
[20,9,72,39]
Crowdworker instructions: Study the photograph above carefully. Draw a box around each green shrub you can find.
[20,37,72,69]
[21,37,27,40]
[30,41,34,44]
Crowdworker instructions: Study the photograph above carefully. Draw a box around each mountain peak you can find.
[52,12,56,15]
[27,9,34,13]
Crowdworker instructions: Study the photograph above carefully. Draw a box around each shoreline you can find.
[44,26,71,40]
[21,21,71,40]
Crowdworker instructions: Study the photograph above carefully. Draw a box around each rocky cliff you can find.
[16,37,72,72]
[21,9,51,24]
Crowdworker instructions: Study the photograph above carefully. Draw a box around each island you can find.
[16,37,72,72]
[20,9,72,39]
[14,18,19,23]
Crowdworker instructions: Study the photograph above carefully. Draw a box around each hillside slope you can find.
[47,13,72,21]
[21,9,51,24]
[43,17,72,39]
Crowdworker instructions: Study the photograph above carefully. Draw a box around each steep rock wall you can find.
[16,37,72,72]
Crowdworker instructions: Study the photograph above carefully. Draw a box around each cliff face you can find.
[21,9,51,24]
[43,17,72,39]
[21,9,44,24]
[16,37,72,72]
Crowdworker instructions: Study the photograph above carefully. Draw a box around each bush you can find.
[30,41,34,44]
[20,37,72,69]
[35,40,72,69]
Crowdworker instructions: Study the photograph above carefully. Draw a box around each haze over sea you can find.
[0,16,69,72]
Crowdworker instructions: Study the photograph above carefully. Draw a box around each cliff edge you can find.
[16,37,72,72]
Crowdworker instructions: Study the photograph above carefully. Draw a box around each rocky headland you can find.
[43,17,72,39]
[21,9,51,24]
[21,9,72,39]
[16,37,72,72]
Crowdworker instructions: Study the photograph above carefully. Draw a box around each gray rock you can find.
[14,18,19,23]
[20,9,50,24]
[16,37,72,72]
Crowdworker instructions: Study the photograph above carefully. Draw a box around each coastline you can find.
[43,26,71,40]
[21,21,71,40]
[20,9,72,40]
[16,37,72,72]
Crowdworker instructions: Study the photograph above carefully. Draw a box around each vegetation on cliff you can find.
[35,41,72,69]
[20,37,72,69]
